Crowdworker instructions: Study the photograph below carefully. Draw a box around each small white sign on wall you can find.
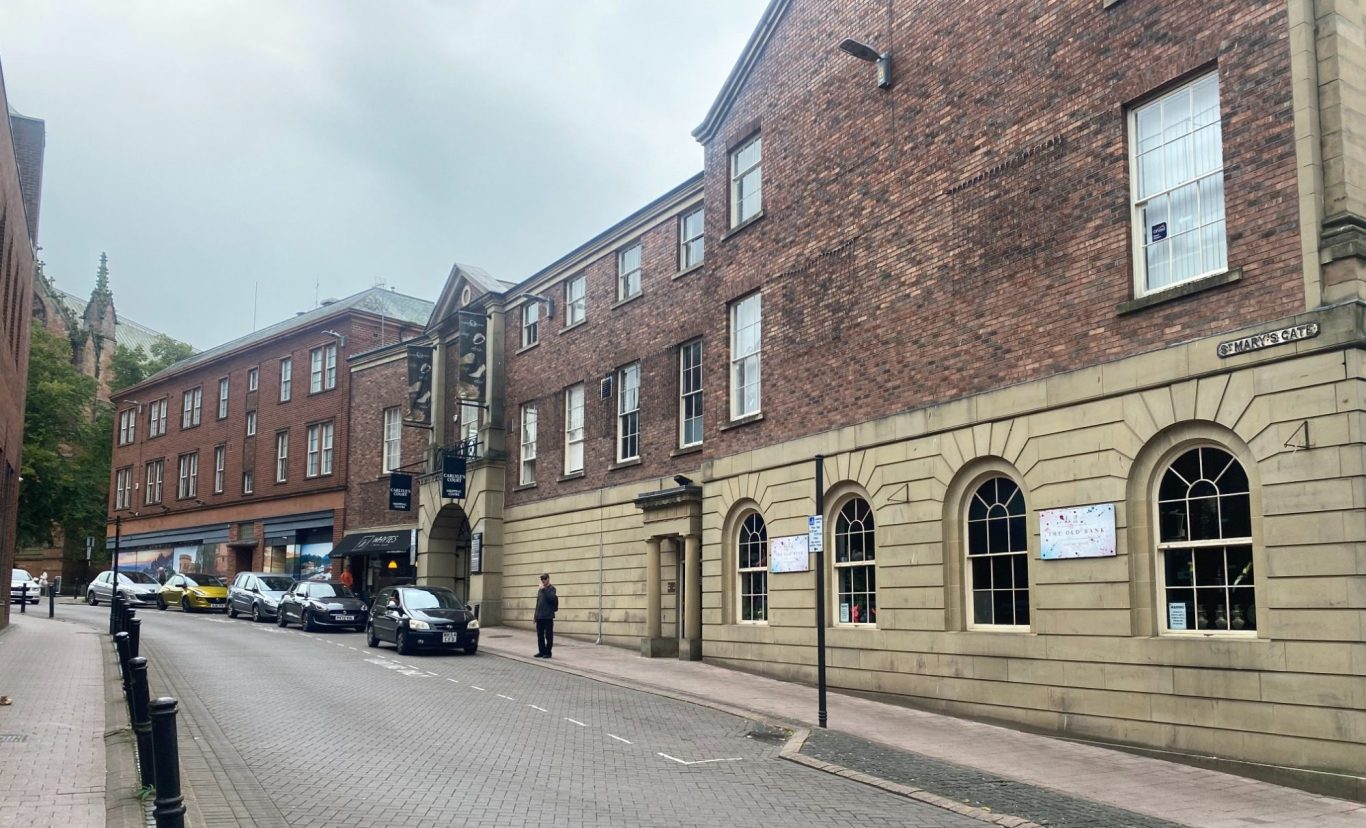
[769,534,810,573]
[1039,503,1117,560]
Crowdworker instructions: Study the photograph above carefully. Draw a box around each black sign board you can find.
[405,346,433,425]
[441,455,467,500]
[458,312,487,403]
[388,473,414,511]
[470,532,483,574]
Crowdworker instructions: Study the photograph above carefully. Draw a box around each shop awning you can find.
[330,530,411,558]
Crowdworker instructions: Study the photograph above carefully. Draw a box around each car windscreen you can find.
[309,583,354,599]
[12,569,33,581]
[259,576,294,591]
[183,574,226,587]
[401,588,466,611]
[119,572,158,584]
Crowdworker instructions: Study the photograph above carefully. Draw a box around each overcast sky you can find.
[1,1,767,349]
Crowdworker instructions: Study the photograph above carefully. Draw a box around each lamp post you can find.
[110,515,122,633]
[814,455,828,728]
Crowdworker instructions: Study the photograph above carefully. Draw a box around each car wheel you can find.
[157,597,167,611]
[366,625,379,648]
[87,591,98,606]
[277,610,288,628]
[353,625,366,633]
[463,643,478,656]
[181,597,191,613]
[252,604,263,623]
[396,630,411,656]
[300,610,314,633]
[227,603,238,618]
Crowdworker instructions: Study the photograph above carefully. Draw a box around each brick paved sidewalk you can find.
[0,612,107,828]
[478,626,1366,828]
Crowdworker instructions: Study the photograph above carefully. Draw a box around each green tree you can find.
[18,327,110,558]
[107,335,195,394]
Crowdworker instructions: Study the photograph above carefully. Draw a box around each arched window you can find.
[966,476,1029,628]
[1157,446,1254,632]
[833,497,876,625]
[737,513,768,622]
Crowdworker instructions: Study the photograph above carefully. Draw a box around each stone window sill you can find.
[515,341,540,355]
[559,319,587,336]
[1116,268,1241,316]
[512,482,537,492]
[673,263,704,280]
[558,470,585,482]
[608,458,642,472]
[722,212,765,242]
[671,444,702,457]
[719,412,764,432]
[612,292,643,311]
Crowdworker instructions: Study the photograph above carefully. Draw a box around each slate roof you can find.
[56,289,176,354]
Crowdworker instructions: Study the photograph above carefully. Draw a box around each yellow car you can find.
[157,572,229,613]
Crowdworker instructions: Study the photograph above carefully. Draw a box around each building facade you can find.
[0,60,38,629]
[368,0,1366,791]
[105,288,430,582]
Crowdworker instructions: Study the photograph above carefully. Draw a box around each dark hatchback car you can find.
[227,572,296,622]
[277,581,367,632]
[366,585,480,656]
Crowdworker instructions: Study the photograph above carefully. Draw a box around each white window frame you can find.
[118,408,136,446]
[617,242,642,301]
[218,377,229,419]
[833,497,877,627]
[520,402,538,485]
[145,460,163,505]
[564,383,584,475]
[246,410,257,437]
[325,343,337,390]
[729,293,761,420]
[617,363,640,462]
[679,340,703,448]
[730,134,762,227]
[115,467,132,510]
[1129,72,1226,297]
[247,366,259,392]
[521,301,540,348]
[279,357,292,402]
[310,347,324,393]
[275,431,289,482]
[382,407,401,473]
[182,387,202,429]
[177,452,198,500]
[148,398,167,438]
[242,470,254,495]
[459,403,481,443]
[213,445,226,494]
[737,512,768,623]
[679,206,704,270]
[306,423,333,477]
[565,273,586,326]
[965,476,1031,631]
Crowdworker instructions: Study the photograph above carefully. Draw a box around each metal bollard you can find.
[48,586,55,618]
[128,657,155,789]
[109,593,121,635]
[149,697,186,828]
[19,582,25,614]
[113,631,131,691]
[129,617,141,661]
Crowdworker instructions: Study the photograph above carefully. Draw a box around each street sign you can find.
[86,536,94,561]
[442,455,467,499]
[388,473,414,511]
[807,515,824,553]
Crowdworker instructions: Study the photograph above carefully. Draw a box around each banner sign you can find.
[470,532,483,574]
[457,312,488,403]
[388,473,413,511]
[1039,503,1116,559]
[770,534,810,573]
[441,455,467,500]
[405,346,433,425]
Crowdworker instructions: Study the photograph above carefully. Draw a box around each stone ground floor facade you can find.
[419,299,1366,784]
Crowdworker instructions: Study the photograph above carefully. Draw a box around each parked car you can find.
[227,572,295,622]
[277,581,367,632]
[156,572,228,612]
[86,570,161,607]
[9,568,40,604]
[366,585,479,656]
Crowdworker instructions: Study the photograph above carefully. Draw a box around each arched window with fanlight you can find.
[1157,446,1255,633]
[966,476,1030,628]
[833,497,876,626]
[737,513,768,623]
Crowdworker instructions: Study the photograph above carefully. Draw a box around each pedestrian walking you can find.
[340,569,354,591]
[534,573,558,659]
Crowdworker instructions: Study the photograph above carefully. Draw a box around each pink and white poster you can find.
[1039,503,1116,559]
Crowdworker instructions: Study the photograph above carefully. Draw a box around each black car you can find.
[366,585,480,656]
[227,572,296,622]
[277,581,367,632]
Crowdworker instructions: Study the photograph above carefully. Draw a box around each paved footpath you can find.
[478,626,1366,828]
[0,611,108,828]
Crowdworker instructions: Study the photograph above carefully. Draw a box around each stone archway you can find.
[423,503,472,600]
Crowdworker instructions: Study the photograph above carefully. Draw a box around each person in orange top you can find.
[340,569,354,590]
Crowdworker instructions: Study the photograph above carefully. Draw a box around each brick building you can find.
[105,288,430,582]
[362,0,1366,789]
[0,59,38,629]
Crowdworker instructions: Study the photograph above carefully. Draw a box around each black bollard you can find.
[129,617,141,661]
[48,586,55,618]
[113,631,131,692]
[128,657,155,789]
[19,582,25,614]
[109,593,121,635]
[149,697,186,828]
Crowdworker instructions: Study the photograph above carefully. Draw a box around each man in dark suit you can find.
[534,573,558,658]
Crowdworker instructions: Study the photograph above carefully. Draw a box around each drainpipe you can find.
[596,487,604,645]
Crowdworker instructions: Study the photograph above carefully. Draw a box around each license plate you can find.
[442,632,459,643]
[335,614,354,621]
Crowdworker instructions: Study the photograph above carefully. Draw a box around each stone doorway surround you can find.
[634,481,702,660]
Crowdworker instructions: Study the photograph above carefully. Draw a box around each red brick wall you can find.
[345,352,425,531]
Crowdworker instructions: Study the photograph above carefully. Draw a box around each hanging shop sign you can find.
[1216,322,1319,358]
[458,312,488,403]
[388,473,414,511]
[441,455,467,500]
[405,346,434,424]
[1039,503,1116,559]
[770,535,810,573]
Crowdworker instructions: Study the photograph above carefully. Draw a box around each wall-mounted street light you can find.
[839,38,892,89]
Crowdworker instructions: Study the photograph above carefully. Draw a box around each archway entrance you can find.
[424,503,472,601]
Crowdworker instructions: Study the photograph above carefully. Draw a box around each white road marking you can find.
[657,754,743,766]
[471,686,486,692]
[397,669,427,677]
[527,705,548,712]
[447,678,460,684]
[366,659,401,669]
[608,734,632,744]
[564,718,587,727]
[496,694,516,701]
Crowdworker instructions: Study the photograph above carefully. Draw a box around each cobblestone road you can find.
[68,604,980,828]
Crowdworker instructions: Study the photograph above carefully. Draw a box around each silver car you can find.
[9,568,40,604]
[86,570,161,607]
